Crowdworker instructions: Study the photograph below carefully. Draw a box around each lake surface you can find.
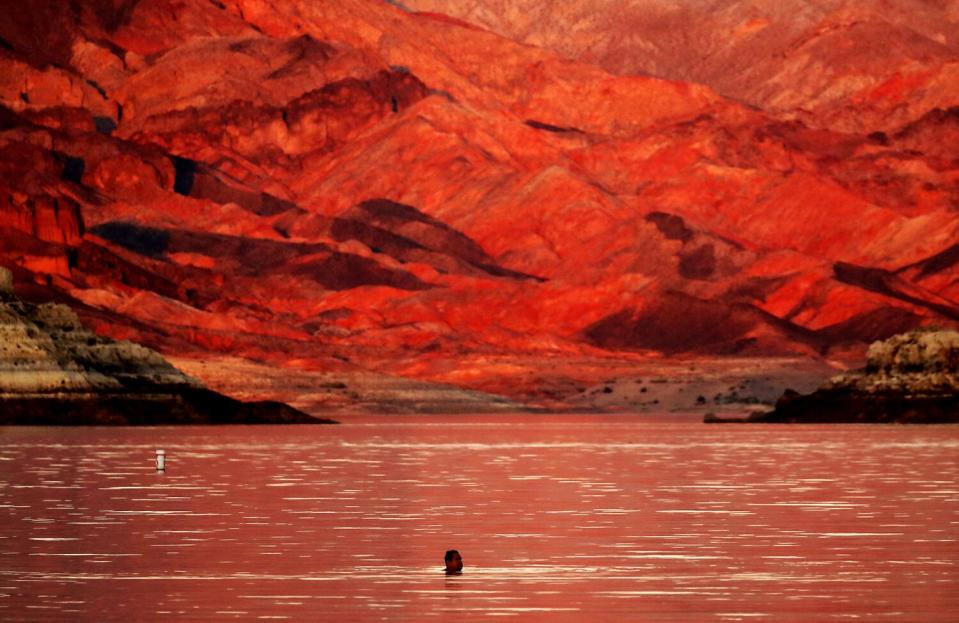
[1,415,958,622]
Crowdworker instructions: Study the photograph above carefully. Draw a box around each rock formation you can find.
[0,0,956,411]
[0,266,11,293]
[743,329,959,423]
[0,284,330,425]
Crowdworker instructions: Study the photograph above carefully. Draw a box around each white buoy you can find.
[155,449,166,472]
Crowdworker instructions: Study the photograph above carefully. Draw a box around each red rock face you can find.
[0,0,956,409]
[401,0,959,132]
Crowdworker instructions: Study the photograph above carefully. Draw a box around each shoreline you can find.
[168,354,839,418]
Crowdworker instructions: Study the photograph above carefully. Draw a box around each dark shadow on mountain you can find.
[348,198,543,281]
[525,119,583,134]
[91,221,170,258]
[816,306,924,345]
[834,261,959,320]
[898,242,959,280]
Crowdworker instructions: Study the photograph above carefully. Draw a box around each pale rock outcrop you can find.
[0,285,329,424]
[865,329,959,374]
[0,295,197,394]
[749,329,959,423]
[0,266,11,293]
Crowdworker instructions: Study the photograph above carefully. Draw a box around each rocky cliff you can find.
[745,329,959,423]
[0,267,329,424]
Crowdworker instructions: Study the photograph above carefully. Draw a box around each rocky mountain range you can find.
[0,0,956,412]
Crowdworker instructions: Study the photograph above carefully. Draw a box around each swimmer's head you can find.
[444,549,463,574]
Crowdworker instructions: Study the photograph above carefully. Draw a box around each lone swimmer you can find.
[444,549,463,575]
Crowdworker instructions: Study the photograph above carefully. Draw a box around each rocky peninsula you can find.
[0,268,331,425]
[721,329,959,424]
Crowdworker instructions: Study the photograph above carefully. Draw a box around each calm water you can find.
[1,416,957,622]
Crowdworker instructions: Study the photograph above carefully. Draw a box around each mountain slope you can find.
[401,0,959,132]
[0,0,956,411]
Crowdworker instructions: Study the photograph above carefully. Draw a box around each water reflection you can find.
[0,419,957,621]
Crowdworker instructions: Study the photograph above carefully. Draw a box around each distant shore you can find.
[169,354,837,417]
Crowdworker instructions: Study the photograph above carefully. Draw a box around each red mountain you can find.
[401,0,959,132]
[0,0,956,413]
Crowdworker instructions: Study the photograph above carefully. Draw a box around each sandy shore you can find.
[169,354,841,417]
[168,356,527,415]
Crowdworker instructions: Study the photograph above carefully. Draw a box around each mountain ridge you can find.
[0,0,955,412]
